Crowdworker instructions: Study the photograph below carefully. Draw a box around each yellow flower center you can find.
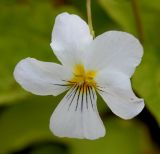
[70,64,97,89]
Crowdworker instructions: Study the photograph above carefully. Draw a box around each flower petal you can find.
[14,58,72,96]
[51,12,93,67]
[50,85,105,140]
[96,70,144,119]
[85,31,143,77]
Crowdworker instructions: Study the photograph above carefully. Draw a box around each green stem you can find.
[131,0,144,43]
[86,0,95,37]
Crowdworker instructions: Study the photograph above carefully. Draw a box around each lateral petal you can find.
[14,58,72,96]
[96,70,144,119]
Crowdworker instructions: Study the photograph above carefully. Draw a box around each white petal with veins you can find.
[14,58,72,96]
[50,85,105,140]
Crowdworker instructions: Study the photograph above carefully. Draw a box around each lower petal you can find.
[50,85,105,140]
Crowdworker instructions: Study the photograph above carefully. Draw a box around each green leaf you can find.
[28,142,68,154]
[132,46,160,124]
[0,95,60,154]
[99,0,160,44]
[67,118,159,154]
[99,0,136,34]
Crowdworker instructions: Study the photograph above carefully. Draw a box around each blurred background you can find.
[0,0,160,154]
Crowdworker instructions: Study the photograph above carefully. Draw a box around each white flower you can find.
[14,12,144,140]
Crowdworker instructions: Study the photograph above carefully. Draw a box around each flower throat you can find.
[70,64,97,91]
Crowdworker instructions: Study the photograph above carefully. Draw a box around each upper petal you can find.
[51,12,93,67]
[14,58,72,96]
[96,70,144,119]
[50,85,105,140]
[85,31,143,77]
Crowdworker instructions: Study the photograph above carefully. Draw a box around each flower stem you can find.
[131,0,144,43]
[86,0,95,38]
